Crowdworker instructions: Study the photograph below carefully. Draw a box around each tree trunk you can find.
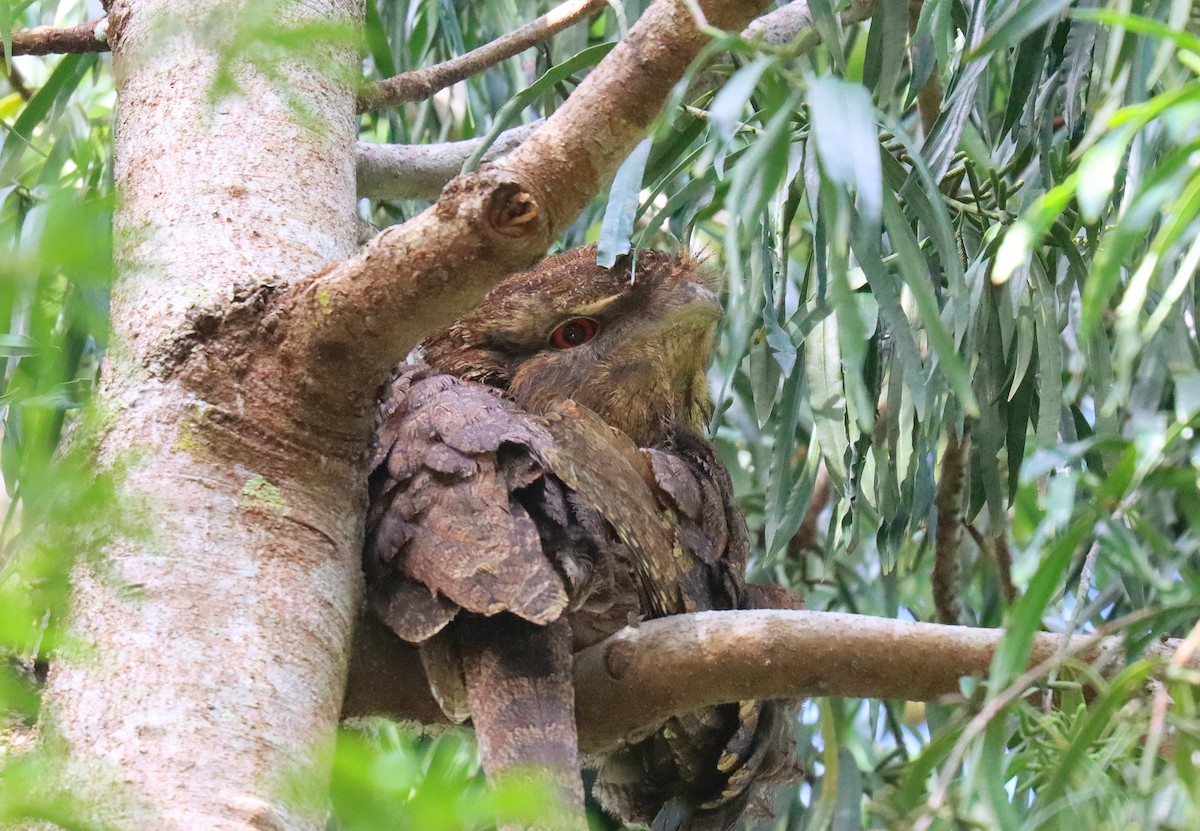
[41,2,363,829]
[34,0,777,827]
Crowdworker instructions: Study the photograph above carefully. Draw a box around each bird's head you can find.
[422,246,723,446]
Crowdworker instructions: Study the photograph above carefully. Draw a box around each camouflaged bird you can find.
[364,247,800,830]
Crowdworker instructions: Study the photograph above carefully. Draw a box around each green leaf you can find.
[709,57,772,146]
[364,0,398,79]
[0,333,36,357]
[806,0,846,73]
[0,53,97,183]
[881,195,978,415]
[1040,660,1156,806]
[463,41,615,171]
[807,313,850,486]
[990,513,1092,689]
[1074,8,1200,57]
[992,174,1078,286]
[808,75,882,223]
[968,0,1074,61]
[596,137,652,267]
[0,0,11,68]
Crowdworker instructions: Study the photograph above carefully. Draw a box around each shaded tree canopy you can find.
[0,1,1199,830]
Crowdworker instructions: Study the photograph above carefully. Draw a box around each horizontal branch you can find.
[573,610,1192,750]
[345,609,1195,754]
[743,0,878,47]
[356,122,540,201]
[358,0,607,112]
[7,18,109,56]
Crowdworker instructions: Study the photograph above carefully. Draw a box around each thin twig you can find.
[934,430,969,625]
[3,60,30,100]
[1044,537,1103,711]
[358,0,607,112]
[7,18,109,56]
[916,606,1164,831]
[358,0,886,204]
[1142,619,1200,779]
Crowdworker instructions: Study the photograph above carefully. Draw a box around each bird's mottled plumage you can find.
[423,246,721,446]
[365,246,799,830]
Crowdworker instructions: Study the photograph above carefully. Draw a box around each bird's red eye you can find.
[549,318,600,349]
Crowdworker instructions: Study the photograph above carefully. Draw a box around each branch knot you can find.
[485,182,541,238]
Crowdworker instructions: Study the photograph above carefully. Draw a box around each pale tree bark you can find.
[41,1,363,829]
[37,1,773,830]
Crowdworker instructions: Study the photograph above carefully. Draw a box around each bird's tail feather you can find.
[456,614,586,830]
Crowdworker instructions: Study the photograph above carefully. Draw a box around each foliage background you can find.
[2,0,1200,829]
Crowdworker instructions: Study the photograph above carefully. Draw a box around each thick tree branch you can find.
[358,0,607,113]
[346,609,1196,754]
[575,610,1174,750]
[356,122,540,201]
[259,0,773,422]
[7,18,109,56]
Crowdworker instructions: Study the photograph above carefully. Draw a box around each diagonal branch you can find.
[252,0,774,421]
[358,0,607,113]
[7,18,109,56]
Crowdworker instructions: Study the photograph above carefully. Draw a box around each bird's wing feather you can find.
[534,400,692,618]
[590,433,804,831]
[365,366,570,639]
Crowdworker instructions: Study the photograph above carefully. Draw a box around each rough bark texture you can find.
[346,609,1199,755]
[269,0,773,415]
[40,1,362,829]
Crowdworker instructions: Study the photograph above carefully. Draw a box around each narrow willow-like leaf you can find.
[596,137,652,267]
[1074,7,1200,56]
[880,115,965,290]
[882,194,979,415]
[851,219,927,416]
[808,75,882,223]
[765,365,809,559]
[992,174,1079,286]
[1083,137,1200,348]
[807,312,850,485]
[0,0,12,68]
[0,54,97,183]
[463,42,615,171]
[1000,23,1050,137]
[709,57,773,146]
[969,0,1074,61]
[806,0,845,74]
[862,0,908,102]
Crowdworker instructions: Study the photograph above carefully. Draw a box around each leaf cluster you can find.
[2,1,1200,829]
